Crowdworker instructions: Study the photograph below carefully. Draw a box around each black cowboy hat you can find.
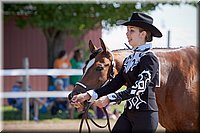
[117,12,162,38]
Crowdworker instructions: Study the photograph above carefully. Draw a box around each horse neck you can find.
[112,49,133,72]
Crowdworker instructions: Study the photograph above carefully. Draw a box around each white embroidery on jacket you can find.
[127,70,151,109]
[124,52,146,73]
[123,43,152,73]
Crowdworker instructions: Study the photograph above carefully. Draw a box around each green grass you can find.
[3,105,79,121]
[3,106,23,120]
[3,103,125,121]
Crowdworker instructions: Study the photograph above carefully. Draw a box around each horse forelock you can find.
[89,48,103,60]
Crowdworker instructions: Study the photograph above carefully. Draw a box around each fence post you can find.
[167,30,171,48]
[22,57,30,121]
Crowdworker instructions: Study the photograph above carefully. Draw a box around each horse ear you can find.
[89,40,97,53]
[99,38,110,54]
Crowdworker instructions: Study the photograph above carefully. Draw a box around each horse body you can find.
[154,47,198,132]
[72,39,199,132]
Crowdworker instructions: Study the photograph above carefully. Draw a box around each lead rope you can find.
[79,102,112,133]
[78,49,115,133]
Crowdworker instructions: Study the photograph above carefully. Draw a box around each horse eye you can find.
[96,66,104,71]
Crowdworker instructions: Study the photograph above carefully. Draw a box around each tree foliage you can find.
[4,3,154,35]
[4,2,196,35]
[3,2,197,67]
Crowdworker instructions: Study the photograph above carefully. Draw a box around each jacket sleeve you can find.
[107,54,159,104]
[94,67,126,98]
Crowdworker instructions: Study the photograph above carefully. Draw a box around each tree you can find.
[3,2,197,68]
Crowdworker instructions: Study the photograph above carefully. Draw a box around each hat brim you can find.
[117,20,162,38]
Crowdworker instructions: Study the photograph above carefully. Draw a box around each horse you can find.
[70,38,199,132]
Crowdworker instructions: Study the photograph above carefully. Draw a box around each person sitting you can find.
[49,79,72,116]
[7,79,46,121]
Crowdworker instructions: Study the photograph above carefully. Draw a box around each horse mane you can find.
[152,46,196,53]
[111,46,196,52]
[111,48,133,55]
[111,48,132,52]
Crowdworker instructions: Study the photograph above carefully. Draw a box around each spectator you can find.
[7,79,46,121]
[50,79,72,116]
[70,49,85,85]
[54,50,71,88]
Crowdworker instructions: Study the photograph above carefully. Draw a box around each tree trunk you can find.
[43,29,67,68]
[43,29,67,85]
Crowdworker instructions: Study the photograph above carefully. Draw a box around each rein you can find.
[79,102,112,133]
[75,49,115,133]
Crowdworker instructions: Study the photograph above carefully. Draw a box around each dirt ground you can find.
[2,119,165,132]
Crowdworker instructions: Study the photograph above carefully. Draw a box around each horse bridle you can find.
[75,50,115,133]
[76,49,116,89]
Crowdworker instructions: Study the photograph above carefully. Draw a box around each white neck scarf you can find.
[124,43,152,73]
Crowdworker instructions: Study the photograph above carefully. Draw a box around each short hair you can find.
[74,49,83,61]
[54,79,64,86]
[58,50,66,58]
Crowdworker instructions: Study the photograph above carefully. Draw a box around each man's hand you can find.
[93,96,110,108]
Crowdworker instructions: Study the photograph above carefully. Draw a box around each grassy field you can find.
[3,102,125,121]
[2,92,165,132]
[2,104,165,133]
[3,105,74,121]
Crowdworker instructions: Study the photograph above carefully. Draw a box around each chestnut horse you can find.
[71,39,199,132]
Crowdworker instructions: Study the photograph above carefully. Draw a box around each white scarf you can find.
[124,43,152,73]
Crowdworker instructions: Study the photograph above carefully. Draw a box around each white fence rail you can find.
[2,91,71,98]
[0,68,83,76]
[1,66,83,121]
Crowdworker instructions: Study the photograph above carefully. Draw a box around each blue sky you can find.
[102,4,197,50]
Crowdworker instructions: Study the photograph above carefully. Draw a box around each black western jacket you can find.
[95,43,159,112]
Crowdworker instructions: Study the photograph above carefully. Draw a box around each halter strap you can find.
[109,50,116,79]
[75,82,87,90]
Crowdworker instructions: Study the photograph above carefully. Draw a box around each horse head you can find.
[69,38,118,99]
